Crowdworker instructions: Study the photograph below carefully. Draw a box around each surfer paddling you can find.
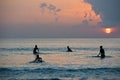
[33,45,43,62]
[97,46,105,58]
[67,46,73,52]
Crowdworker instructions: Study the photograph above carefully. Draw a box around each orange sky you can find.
[0,0,102,26]
[0,0,119,38]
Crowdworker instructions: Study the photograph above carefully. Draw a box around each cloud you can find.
[85,0,120,28]
[40,2,61,21]
[40,2,61,15]
[40,2,47,11]
[39,0,103,25]
[56,0,102,26]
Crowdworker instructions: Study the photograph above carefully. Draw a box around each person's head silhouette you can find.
[100,46,103,49]
[35,45,37,48]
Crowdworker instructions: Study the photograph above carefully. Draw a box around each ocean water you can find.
[0,38,120,80]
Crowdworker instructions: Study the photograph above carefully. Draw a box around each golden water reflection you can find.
[0,52,119,67]
[0,52,91,65]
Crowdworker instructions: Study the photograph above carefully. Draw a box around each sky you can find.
[0,0,120,38]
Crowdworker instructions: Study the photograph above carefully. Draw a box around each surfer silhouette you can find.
[97,46,105,58]
[67,46,73,52]
[33,45,42,62]
[34,55,43,62]
[33,45,39,55]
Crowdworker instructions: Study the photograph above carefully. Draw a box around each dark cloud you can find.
[85,0,120,27]
[40,2,61,21]
[48,4,56,11]
[56,9,61,12]
[40,2,61,15]
[40,2,47,11]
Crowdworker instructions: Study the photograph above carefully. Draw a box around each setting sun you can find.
[104,28,112,34]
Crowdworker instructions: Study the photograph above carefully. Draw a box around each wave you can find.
[0,47,120,52]
[0,67,120,80]
[0,67,120,73]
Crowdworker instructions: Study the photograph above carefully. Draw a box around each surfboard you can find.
[91,56,100,57]
[29,59,44,63]
[88,55,112,58]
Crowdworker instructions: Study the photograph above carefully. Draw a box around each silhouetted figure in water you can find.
[34,55,43,62]
[33,45,43,62]
[33,45,39,55]
[97,46,105,58]
[67,46,73,52]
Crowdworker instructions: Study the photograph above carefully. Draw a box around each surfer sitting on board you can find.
[34,55,43,62]
[97,46,105,58]
[67,46,73,52]
[33,45,42,62]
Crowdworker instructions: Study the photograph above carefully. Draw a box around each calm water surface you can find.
[0,38,120,80]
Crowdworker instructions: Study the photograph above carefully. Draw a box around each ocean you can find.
[0,38,120,80]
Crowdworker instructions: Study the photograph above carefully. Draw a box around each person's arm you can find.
[36,48,39,53]
[38,48,39,52]
[97,52,100,57]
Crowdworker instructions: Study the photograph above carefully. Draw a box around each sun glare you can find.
[105,28,112,34]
